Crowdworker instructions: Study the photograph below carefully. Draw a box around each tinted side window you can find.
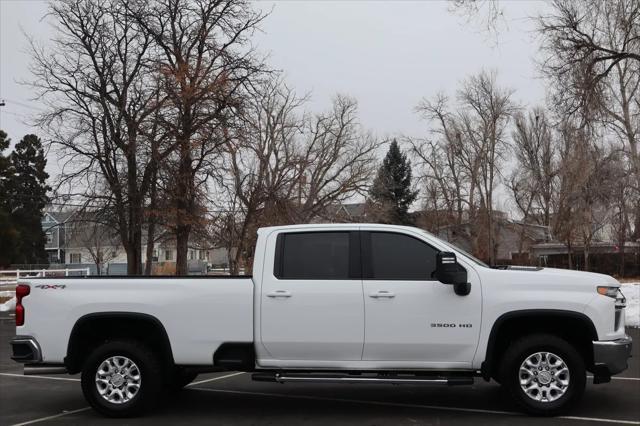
[278,232,350,279]
[369,232,438,280]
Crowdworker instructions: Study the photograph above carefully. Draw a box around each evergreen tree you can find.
[0,132,50,266]
[0,131,18,267]
[369,139,418,225]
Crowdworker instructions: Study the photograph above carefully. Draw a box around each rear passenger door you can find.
[260,231,364,363]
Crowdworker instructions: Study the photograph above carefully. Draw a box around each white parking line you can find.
[0,373,80,382]
[187,371,245,387]
[0,371,246,386]
[603,376,640,382]
[2,372,638,424]
[191,387,640,425]
[586,375,640,382]
[10,407,91,426]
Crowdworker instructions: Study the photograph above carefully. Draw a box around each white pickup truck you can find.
[11,224,632,417]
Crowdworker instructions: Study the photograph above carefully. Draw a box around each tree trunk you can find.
[130,214,143,275]
[144,170,158,275]
[584,245,590,271]
[174,138,193,276]
[126,143,143,275]
[126,244,141,275]
[144,221,155,275]
[634,202,640,240]
[175,225,190,275]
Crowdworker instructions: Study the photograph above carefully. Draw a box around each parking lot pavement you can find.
[1,316,639,426]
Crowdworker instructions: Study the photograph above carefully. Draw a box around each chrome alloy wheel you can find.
[95,356,142,404]
[519,351,570,403]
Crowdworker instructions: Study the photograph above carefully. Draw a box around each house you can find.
[42,209,232,274]
[315,203,368,223]
[530,240,640,276]
[42,211,76,264]
[436,217,552,264]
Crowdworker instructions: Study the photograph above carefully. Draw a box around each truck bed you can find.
[17,276,255,365]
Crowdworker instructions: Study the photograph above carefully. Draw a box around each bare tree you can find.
[412,71,515,264]
[66,211,122,275]
[609,151,634,275]
[293,96,380,222]
[127,0,268,275]
[539,0,639,90]
[449,0,505,41]
[29,0,173,275]
[220,79,305,273]
[539,0,640,239]
[509,108,558,227]
[219,80,379,271]
[411,94,468,229]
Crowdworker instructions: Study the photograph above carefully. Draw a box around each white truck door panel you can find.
[260,231,364,361]
[361,230,481,366]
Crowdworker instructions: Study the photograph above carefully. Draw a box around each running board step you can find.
[24,365,68,375]
[252,373,473,386]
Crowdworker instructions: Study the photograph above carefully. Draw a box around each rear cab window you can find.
[274,231,359,280]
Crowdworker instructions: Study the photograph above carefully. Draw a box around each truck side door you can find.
[260,231,364,364]
[361,230,482,368]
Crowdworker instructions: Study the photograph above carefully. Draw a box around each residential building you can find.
[41,209,232,274]
[434,215,552,264]
[42,211,76,264]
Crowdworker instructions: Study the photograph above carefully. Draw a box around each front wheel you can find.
[81,340,164,417]
[499,334,586,416]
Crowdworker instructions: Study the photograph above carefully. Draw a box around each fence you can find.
[0,267,90,294]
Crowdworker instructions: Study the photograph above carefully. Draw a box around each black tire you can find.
[167,368,198,392]
[499,333,586,416]
[81,340,164,418]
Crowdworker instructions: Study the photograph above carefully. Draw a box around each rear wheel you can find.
[81,340,164,417]
[499,334,586,416]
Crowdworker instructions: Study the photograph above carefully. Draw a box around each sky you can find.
[1,0,550,210]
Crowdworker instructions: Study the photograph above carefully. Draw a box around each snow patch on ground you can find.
[0,290,16,298]
[621,283,639,328]
[0,296,16,312]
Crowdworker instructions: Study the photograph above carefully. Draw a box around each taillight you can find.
[15,284,30,326]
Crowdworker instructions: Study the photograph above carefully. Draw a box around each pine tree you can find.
[369,139,418,225]
[0,132,50,266]
[0,131,18,267]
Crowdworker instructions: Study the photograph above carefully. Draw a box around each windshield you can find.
[418,229,489,268]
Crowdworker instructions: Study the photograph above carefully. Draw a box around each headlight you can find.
[597,286,626,308]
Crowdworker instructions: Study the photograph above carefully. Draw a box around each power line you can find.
[5,194,237,213]
[0,98,44,111]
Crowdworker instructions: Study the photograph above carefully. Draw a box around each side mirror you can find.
[435,252,471,296]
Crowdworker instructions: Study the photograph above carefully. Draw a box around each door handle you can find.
[266,290,292,298]
[369,290,395,299]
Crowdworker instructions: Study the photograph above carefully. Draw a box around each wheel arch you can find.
[481,309,598,381]
[65,312,174,374]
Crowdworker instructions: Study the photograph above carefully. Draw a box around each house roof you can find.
[45,211,76,224]
[437,219,551,242]
[322,203,367,219]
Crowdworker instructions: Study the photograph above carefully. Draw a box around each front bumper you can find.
[10,336,42,363]
[592,335,632,381]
